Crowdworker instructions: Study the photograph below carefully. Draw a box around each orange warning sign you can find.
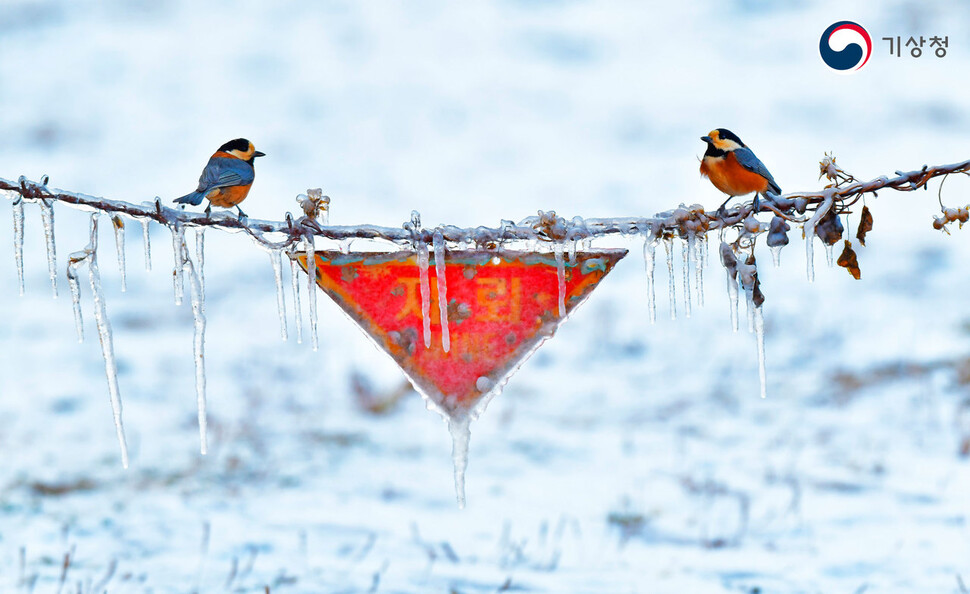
[297,249,627,416]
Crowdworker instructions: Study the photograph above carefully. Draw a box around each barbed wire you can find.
[2,155,969,249]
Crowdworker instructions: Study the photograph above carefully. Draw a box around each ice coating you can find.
[306,235,319,351]
[824,243,834,268]
[39,199,58,297]
[269,249,288,341]
[13,199,24,295]
[141,218,152,271]
[181,238,208,455]
[642,235,657,324]
[554,242,566,318]
[112,216,127,292]
[433,230,450,353]
[664,237,676,320]
[171,224,185,305]
[86,215,130,468]
[449,416,471,509]
[754,306,767,399]
[416,240,432,349]
[288,251,303,344]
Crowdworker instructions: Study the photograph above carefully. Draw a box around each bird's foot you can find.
[715,196,732,219]
[236,206,248,219]
[204,204,212,218]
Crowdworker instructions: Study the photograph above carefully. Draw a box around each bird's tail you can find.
[174,191,206,206]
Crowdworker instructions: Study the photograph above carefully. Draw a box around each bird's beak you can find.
[253,151,266,158]
[700,136,712,143]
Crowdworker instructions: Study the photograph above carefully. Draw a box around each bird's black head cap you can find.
[218,138,251,153]
[715,129,745,147]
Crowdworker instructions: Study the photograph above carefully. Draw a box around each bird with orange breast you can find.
[175,138,265,217]
[699,129,780,211]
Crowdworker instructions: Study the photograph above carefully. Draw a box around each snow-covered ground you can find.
[2,0,970,591]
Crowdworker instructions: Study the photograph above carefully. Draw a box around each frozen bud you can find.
[767,216,790,247]
[814,210,844,245]
[794,198,809,214]
[743,215,762,234]
[933,216,946,230]
[959,208,969,223]
[411,210,422,229]
[945,207,960,221]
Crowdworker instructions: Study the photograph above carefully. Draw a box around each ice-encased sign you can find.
[296,247,626,506]
[297,248,626,414]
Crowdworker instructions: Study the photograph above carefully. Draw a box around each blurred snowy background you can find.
[2,0,970,591]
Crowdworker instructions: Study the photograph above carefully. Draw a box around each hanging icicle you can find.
[181,239,208,455]
[39,199,58,297]
[269,249,288,341]
[12,199,24,295]
[553,241,566,318]
[288,249,303,344]
[195,228,205,305]
[664,237,676,320]
[171,223,185,305]
[306,234,319,351]
[67,250,88,343]
[85,214,130,468]
[433,230,450,353]
[681,236,692,318]
[111,216,127,293]
[642,234,657,324]
[417,239,432,349]
[693,233,704,307]
[141,219,152,271]
[719,242,740,333]
[449,416,471,509]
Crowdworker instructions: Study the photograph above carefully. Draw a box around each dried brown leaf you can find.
[837,240,861,280]
[856,205,873,246]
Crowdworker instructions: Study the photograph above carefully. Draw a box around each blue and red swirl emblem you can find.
[819,21,872,72]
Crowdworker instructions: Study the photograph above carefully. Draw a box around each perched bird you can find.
[175,138,265,217]
[699,129,780,211]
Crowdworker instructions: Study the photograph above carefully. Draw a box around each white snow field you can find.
[2,0,970,592]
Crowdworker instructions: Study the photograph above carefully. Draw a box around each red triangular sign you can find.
[297,248,626,416]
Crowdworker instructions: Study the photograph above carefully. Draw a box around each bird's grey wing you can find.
[196,157,255,192]
[734,147,781,194]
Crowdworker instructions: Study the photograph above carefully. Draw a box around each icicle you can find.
[553,242,566,318]
[771,246,782,267]
[269,249,288,341]
[746,284,755,333]
[824,243,834,267]
[195,229,205,304]
[720,242,739,333]
[664,237,676,320]
[111,216,127,292]
[433,230,450,353]
[171,224,185,305]
[67,252,87,343]
[755,306,767,399]
[141,219,152,271]
[289,252,303,344]
[182,242,208,455]
[12,199,24,295]
[448,416,471,509]
[681,238,691,319]
[567,239,577,264]
[86,215,129,468]
[417,240,432,349]
[39,199,57,298]
[642,236,657,324]
[306,235,319,351]
[694,234,705,307]
[804,221,816,283]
